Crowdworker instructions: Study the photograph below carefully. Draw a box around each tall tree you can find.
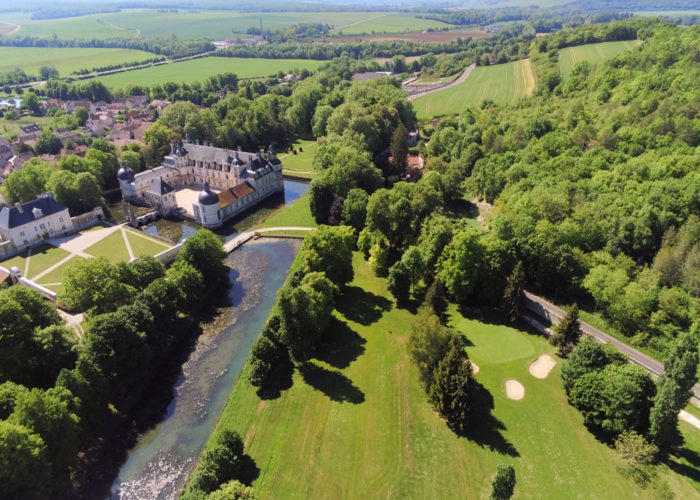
[300,225,355,287]
[649,332,699,448]
[428,335,474,434]
[0,421,51,500]
[408,306,451,390]
[390,123,409,176]
[503,261,526,322]
[550,304,582,357]
[175,229,227,288]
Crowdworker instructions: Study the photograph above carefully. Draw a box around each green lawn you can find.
[4,10,451,40]
[25,244,71,280]
[558,40,642,77]
[0,47,156,77]
[279,140,318,178]
[0,115,53,140]
[257,195,316,229]
[34,256,84,295]
[95,57,326,89]
[124,229,171,258]
[197,254,700,499]
[414,59,536,119]
[84,230,132,264]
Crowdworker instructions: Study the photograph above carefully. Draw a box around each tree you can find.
[424,278,448,317]
[1,160,52,203]
[209,480,258,500]
[561,339,625,395]
[408,306,451,389]
[39,66,59,80]
[32,325,78,387]
[0,381,28,419]
[615,431,658,484]
[176,229,227,289]
[300,226,354,287]
[437,230,487,303]
[390,123,409,176]
[387,260,411,306]
[428,335,474,434]
[74,106,89,126]
[22,92,41,116]
[61,257,135,314]
[490,464,516,500]
[278,272,337,363]
[503,261,526,322]
[341,188,369,233]
[649,332,699,448]
[188,430,248,494]
[0,421,51,500]
[34,131,62,155]
[550,304,582,357]
[166,259,205,310]
[0,297,35,383]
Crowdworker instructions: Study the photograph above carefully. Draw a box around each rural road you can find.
[407,63,476,101]
[523,291,700,400]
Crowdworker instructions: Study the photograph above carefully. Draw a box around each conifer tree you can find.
[550,304,581,357]
[428,336,474,434]
[503,261,526,322]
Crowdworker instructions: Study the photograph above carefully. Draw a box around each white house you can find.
[0,194,73,250]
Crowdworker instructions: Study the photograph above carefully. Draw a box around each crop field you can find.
[0,47,156,77]
[95,56,325,88]
[414,59,536,119]
[1,10,452,41]
[201,254,700,499]
[330,30,489,43]
[558,40,642,77]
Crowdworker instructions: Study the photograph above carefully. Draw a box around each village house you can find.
[18,123,41,144]
[65,100,96,114]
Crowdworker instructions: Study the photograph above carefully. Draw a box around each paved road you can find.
[407,63,476,101]
[523,291,700,400]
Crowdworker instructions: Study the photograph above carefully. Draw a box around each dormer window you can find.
[32,207,43,219]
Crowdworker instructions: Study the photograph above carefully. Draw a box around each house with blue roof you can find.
[0,194,73,250]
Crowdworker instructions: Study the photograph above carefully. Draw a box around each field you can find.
[414,59,536,119]
[257,195,316,230]
[200,254,700,499]
[0,115,53,140]
[95,57,326,88]
[0,47,156,77]
[558,40,642,77]
[0,224,172,294]
[634,10,700,17]
[278,139,318,178]
[1,10,452,41]
[329,30,489,43]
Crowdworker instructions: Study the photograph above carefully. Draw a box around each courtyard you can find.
[0,223,172,294]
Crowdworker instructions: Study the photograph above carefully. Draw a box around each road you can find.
[523,291,700,400]
[407,63,476,101]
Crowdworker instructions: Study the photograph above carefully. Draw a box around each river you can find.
[109,238,301,499]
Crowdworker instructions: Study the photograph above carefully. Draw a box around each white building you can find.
[0,194,73,249]
[118,139,284,229]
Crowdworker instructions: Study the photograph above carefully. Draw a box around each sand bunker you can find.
[505,380,525,400]
[470,361,480,374]
[529,354,556,379]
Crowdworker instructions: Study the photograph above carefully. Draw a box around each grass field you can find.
[414,59,536,119]
[84,230,132,264]
[558,40,642,77]
[257,195,316,229]
[279,140,318,178]
[199,254,700,499]
[0,47,156,77]
[124,228,171,257]
[2,10,452,41]
[95,57,326,89]
[0,115,53,140]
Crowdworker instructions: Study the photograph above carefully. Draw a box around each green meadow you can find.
[95,57,325,88]
[199,253,700,499]
[2,10,451,41]
[414,59,536,119]
[558,40,642,77]
[0,47,156,77]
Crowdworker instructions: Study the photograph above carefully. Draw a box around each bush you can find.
[490,464,516,500]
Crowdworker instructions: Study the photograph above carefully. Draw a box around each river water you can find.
[109,238,301,499]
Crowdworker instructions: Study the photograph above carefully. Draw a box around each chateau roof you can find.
[218,182,255,208]
[148,177,174,196]
[0,195,67,229]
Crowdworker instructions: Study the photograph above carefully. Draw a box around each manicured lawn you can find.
[95,57,326,89]
[414,59,536,119]
[257,195,316,229]
[558,40,642,77]
[25,244,71,280]
[199,254,700,499]
[0,47,156,77]
[279,140,318,178]
[0,251,28,274]
[124,228,171,258]
[34,256,84,295]
[84,230,132,263]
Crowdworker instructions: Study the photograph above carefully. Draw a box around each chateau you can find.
[118,139,284,229]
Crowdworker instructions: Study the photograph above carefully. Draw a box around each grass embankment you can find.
[558,40,642,77]
[95,57,326,88]
[279,140,318,179]
[199,254,700,498]
[0,47,156,77]
[414,59,536,119]
[257,195,316,230]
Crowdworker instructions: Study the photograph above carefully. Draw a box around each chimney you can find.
[14,202,22,214]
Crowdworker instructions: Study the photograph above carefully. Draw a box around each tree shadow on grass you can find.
[315,317,367,369]
[237,454,261,486]
[461,381,519,457]
[667,445,700,484]
[336,286,392,326]
[256,353,294,401]
[299,362,365,404]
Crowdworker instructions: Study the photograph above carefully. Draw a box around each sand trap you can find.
[505,380,525,400]
[470,361,480,374]
[529,354,556,379]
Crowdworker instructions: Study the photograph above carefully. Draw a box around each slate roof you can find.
[148,177,174,196]
[0,195,67,229]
